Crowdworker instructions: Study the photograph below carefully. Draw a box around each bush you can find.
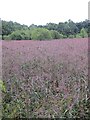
[76,34,82,38]
[50,30,64,39]
[5,30,32,40]
[68,35,75,38]
[10,31,22,40]
[31,28,52,40]
[63,35,67,38]
[3,35,11,40]
[80,28,88,38]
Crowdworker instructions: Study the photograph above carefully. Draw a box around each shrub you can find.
[68,35,75,38]
[31,28,52,40]
[80,28,88,38]
[50,30,63,39]
[76,34,82,38]
[5,30,32,40]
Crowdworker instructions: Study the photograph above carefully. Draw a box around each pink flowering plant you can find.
[2,38,89,118]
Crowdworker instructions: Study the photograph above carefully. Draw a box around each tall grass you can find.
[2,56,89,118]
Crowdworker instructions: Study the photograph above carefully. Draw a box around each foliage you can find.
[80,28,88,38]
[31,28,52,40]
[50,30,63,39]
[2,19,89,40]
[75,34,82,38]
[68,35,75,38]
[2,20,28,38]
[5,30,31,40]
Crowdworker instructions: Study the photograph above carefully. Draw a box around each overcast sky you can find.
[0,0,89,26]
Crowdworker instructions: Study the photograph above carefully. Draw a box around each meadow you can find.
[1,38,89,118]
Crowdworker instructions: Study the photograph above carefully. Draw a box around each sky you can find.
[0,0,89,26]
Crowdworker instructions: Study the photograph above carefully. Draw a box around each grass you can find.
[2,56,89,118]
[1,38,89,118]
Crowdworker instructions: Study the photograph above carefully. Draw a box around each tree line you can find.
[1,19,90,40]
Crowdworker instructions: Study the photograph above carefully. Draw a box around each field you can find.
[1,38,89,118]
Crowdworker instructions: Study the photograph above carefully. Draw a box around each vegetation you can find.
[2,39,89,118]
[31,28,52,40]
[1,19,90,40]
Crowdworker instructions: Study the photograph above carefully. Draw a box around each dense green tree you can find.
[2,19,89,40]
[9,31,22,40]
[29,24,37,29]
[76,34,82,38]
[80,28,88,38]
[2,21,14,36]
[67,19,79,35]
[57,22,65,33]
[2,20,28,37]
[50,30,63,39]
[45,23,58,31]
[68,34,75,38]
[76,19,89,33]
[31,28,52,40]
[6,30,31,40]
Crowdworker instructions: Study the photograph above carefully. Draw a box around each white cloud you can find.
[0,0,89,25]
